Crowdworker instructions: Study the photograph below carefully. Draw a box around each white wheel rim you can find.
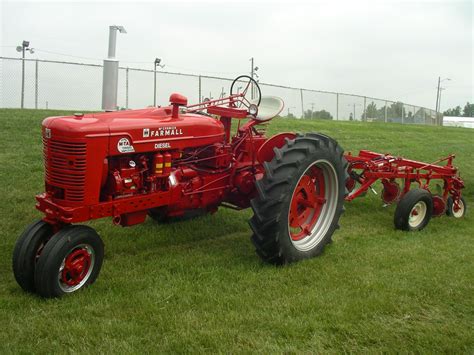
[453,200,465,218]
[409,201,427,228]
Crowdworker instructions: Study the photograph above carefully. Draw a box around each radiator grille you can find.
[43,138,87,202]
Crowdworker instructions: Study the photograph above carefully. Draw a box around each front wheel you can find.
[249,133,348,264]
[12,220,54,293]
[34,225,104,298]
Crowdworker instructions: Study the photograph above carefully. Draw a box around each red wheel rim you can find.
[289,165,327,241]
[59,244,95,292]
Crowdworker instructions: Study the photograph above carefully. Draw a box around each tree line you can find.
[443,102,474,117]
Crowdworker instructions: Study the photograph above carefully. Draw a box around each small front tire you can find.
[12,220,54,293]
[34,225,104,298]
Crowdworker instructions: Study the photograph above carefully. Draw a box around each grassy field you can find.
[0,108,472,353]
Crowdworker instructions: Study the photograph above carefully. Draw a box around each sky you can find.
[0,0,473,112]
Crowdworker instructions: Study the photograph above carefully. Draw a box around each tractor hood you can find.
[42,106,225,155]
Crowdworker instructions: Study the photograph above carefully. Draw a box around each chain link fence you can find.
[0,56,441,125]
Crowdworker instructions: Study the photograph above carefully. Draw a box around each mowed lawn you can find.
[0,108,472,353]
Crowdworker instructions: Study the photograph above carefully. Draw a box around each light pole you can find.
[348,103,361,121]
[287,106,296,118]
[102,25,126,111]
[16,40,35,109]
[249,57,259,99]
[220,87,226,99]
[153,58,165,106]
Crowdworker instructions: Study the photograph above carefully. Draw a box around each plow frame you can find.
[344,150,465,210]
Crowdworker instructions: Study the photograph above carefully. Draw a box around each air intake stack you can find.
[102,25,126,111]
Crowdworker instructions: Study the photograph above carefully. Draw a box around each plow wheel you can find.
[249,133,347,264]
[381,179,401,204]
[34,225,104,298]
[12,220,54,293]
[394,189,433,231]
[431,195,447,217]
[446,196,467,218]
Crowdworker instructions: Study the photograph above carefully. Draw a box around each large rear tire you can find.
[249,133,348,264]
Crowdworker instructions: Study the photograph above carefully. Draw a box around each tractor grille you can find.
[43,138,87,202]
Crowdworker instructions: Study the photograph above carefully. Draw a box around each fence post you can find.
[198,75,202,102]
[363,96,367,121]
[300,89,304,119]
[401,103,404,124]
[125,67,129,109]
[35,59,39,109]
[384,101,388,123]
[336,93,339,120]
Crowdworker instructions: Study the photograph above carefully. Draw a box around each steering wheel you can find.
[230,75,261,108]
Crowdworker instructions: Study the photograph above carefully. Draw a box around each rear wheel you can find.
[250,133,347,264]
[446,196,466,218]
[394,189,433,231]
[34,225,104,298]
[12,220,54,293]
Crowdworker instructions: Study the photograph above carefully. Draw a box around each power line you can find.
[24,48,243,75]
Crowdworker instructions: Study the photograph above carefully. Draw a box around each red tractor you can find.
[13,76,466,298]
[13,76,348,298]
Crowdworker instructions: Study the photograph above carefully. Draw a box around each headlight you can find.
[248,104,258,117]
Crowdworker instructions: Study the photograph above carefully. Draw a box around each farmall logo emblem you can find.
[143,126,184,138]
[45,128,51,139]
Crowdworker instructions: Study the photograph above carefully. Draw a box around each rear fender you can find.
[257,132,297,164]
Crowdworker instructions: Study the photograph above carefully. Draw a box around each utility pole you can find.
[16,40,34,109]
[435,76,441,114]
[435,77,451,113]
[438,87,446,114]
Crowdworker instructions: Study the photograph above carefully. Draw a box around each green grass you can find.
[0,109,473,353]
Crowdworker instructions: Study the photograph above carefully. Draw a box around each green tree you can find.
[364,102,378,120]
[312,110,333,120]
[463,102,474,117]
[443,106,462,116]
[304,109,313,119]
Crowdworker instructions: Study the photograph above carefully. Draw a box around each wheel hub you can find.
[59,244,95,292]
[289,168,327,241]
[409,201,427,228]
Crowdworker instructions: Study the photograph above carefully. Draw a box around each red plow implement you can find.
[344,150,465,230]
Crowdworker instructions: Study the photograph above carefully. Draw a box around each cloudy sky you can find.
[1,0,472,111]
